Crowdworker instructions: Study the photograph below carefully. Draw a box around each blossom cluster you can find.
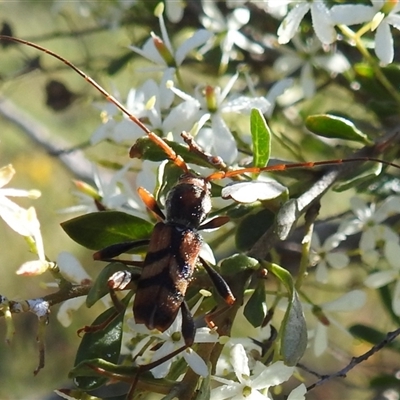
[2,1,400,399]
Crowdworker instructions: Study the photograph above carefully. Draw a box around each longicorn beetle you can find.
[2,35,400,399]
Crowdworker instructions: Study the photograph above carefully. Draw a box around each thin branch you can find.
[1,283,91,317]
[0,96,94,183]
[307,327,400,391]
[247,133,400,261]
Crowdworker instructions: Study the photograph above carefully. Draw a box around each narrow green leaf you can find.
[250,108,271,168]
[280,290,307,365]
[244,282,267,327]
[195,369,211,400]
[269,263,293,295]
[235,209,275,251]
[269,263,307,365]
[350,324,400,352]
[71,358,136,380]
[61,211,153,250]
[220,254,259,275]
[73,295,131,390]
[130,137,217,168]
[305,114,373,145]
[334,162,382,192]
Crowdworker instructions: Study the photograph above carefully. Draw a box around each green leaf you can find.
[130,136,217,168]
[71,358,171,396]
[244,282,267,327]
[334,162,382,192]
[194,368,211,400]
[349,324,400,352]
[86,262,138,308]
[250,108,271,168]
[70,358,136,380]
[370,374,400,389]
[72,297,130,390]
[235,208,275,251]
[61,211,153,250]
[269,263,307,366]
[220,254,259,276]
[305,114,372,145]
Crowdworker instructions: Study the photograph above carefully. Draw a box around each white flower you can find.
[128,298,219,379]
[0,165,48,274]
[130,5,211,70]
[61,163,142,216]
[277,1,336,45]
[91,69,175,145]
[287,384,307,400]
[338,196,399,266]
[226,0,290,19]
[211,343,295,400]
[365,241,400,316]
[200,1,263,73]
[307,290,367,357]
[311,232,349,283]
[0,164,41,235]
[164,0,185,23]
[274,35,350,99]
[53,252,110,327]
[168,73,270,163]
[331,0,400,64]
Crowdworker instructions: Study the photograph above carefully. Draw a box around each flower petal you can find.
[230,344,250,380]
[375,20,394,64]
[311,2,336,44]
[385,241,400,270]
[277,3,310,44]
[326,252,349,269]
[313,322,328,357]
[211,116,238,163]
[392,280,400,316]
[183,348,208,377]
[57,252,91,283]
[251,361,294,388]
[175,29,212,66]
[315,260,329,284]
[57,297,85,327]
[287,384,307,400]
[323,290,366,311]
[330,5,375,25]
[365,271,397,288]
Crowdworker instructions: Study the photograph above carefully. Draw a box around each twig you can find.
[0,96,94,183]
[0,283,91,318]
[307,327,400,391]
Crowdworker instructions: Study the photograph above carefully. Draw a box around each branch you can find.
[248,133,400,260]
[0,96,94,183]
[306,327,400,391]
[0,283,91,318]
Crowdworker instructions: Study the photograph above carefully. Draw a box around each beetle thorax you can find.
[165,174,212,229]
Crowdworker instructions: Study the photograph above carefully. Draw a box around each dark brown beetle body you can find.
[133,174,233,345]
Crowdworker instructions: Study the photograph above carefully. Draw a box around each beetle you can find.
[2,35,400,399]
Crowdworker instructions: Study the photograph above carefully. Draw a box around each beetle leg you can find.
[181,300,195,347]
[199,215,230,230]
[199,257,235,305]
[137,187,165,221]
[93,239,150,261]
